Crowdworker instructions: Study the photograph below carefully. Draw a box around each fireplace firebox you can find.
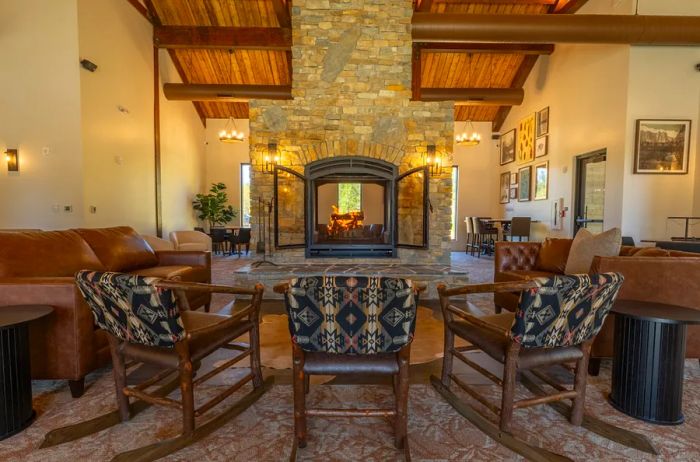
[274,157,429,258]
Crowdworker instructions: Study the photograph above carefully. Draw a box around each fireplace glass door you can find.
[396,167,428,247]
[313,180,389,247]
[274,166,306,247]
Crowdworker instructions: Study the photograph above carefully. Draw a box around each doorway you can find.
[574,150,606,235]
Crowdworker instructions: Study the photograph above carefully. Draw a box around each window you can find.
[450,166,458,240]
[337,183,362,213]
[241,163,251,227]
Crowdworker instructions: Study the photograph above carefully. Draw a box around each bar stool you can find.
[472,217,498,258]
[465,217,474,255]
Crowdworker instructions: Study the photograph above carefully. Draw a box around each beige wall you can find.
[79,0,205,236]
[621,46,700,241]
[0,0,84,230]
[496,44,631,240]
[204,118,250,228]
[450,123,498,251]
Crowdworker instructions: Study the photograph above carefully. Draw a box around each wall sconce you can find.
[423,144,443,177]
[5,149,18,172]
[263,142,280,174]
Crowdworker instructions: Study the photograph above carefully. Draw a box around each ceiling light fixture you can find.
[455,120,481,147]
[218,116,245,143]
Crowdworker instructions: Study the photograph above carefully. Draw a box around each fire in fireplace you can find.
[274,156,428,258]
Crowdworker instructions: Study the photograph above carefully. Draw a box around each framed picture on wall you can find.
[518,166,531,202]
[536,107,550,137]
[509,187,517,200]
[500,129,516,165]
[499,171,510,204]
[634,119,691,174]
[517,114,535,164]
[510,172,518,185]
[535,135,548,158]
[534,161,549,200]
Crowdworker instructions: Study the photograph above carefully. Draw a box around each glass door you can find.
[396,167,429,248]
[574,150,606,234]
[274,166,306,248]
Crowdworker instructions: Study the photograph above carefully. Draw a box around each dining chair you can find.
[465,217,474,255]
[274,276,425,454]
[68,270,268,459]
[209,228,229,255]
[437,272,624,433]
[503,217,531,242]
[472,217,497,257]
[237,228,252,255]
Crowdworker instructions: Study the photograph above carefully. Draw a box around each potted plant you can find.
[192,183,237,230]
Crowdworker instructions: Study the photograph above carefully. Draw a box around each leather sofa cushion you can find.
[635,247,671,257]
[535,238,572,273]
[75,227,158,272]
[0,230,104,277]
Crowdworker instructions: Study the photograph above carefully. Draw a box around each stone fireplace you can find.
[249,0,454,264]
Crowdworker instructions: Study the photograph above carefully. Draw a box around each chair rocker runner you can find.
[41,271,271,462]
[434,273,624,460]
[275,276,425,458]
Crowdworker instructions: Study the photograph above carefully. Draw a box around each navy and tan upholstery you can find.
[284,276,417,354]
[76,270,185,348]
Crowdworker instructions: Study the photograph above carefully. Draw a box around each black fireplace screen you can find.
[274,157,428,257]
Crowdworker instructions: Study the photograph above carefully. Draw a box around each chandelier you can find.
[455,120,481,147]
[218,116,245,143]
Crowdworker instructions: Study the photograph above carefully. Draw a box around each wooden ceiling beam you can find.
[154,26,292,50]
[420,88,524,106]
[418,43,554,55]
[417,0,433,12]
[553,0,589,14]
[163,84,293,102]
[271,0,292,28]
[412,13,700,45]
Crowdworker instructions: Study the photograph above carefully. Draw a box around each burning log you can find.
[327,205,364,237]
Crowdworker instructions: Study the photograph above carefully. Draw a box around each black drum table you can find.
[609,300,700,425]
[0,305,53,440]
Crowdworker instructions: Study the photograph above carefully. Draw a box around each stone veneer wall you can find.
[249,0,454,264]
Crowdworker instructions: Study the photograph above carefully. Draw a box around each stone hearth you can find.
[248,0,454,265]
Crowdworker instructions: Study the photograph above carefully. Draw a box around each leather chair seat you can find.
[449,312,584,370]
[121,307,252,368]
[303,352,399,375]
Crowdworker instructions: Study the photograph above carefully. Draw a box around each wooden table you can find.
[1,305,53,439]
[609,300,700,425]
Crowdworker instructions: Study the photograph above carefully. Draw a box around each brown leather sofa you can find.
[493,240,700,373]
[0,226,211,397]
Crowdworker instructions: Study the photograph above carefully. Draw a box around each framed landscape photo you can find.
[535,135,548,158]
[517,114,535,164]
[634,119,691,174]
[534,161,549,200]
[536,107,549,137]
[518,166,531,202]
[500,129,516,165]
[499,171,510,204]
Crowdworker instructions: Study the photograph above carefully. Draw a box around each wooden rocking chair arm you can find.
[446,304,510,338]
[272,282,289,294]
[156,280,264,296]
[439,280,537,297]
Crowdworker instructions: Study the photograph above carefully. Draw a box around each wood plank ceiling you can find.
[147,0,291,120]
[142,0,585,130]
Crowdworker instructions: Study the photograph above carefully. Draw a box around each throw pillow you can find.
[75,226,158,272]
[535,238,573,273]
[564,227,622,274]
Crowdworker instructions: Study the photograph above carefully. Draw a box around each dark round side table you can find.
[0,305,53,440]
[609,300,700,425]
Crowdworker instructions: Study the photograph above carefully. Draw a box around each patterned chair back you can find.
[284,276,418,354]
[511,272,624,349]
[75,270,185,348]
